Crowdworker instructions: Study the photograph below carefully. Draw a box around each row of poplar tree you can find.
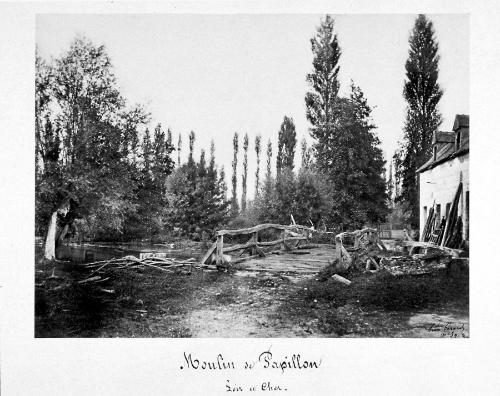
[36,14,440,255]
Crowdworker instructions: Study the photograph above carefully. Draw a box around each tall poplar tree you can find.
[254,135,262,197]
[305,14,341,160]
[300,138,312,170]
[241,133,249,212]
[166,128,172,151]
[209,140,216,175]
[151,123,175,187]
[276,116,297,176]
[231,132,239,215]
[187,131,197,185]
[177,133,182,167]
[274,117,297,224]
[394,14,443,228]
[220,166,227,201]
[387,160,394,207]
[142,128,153,175]
[265,139,272,194]
[305,16,388,229]
[254,139,276,223]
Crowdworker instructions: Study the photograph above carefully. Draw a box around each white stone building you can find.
[417,114,469,242]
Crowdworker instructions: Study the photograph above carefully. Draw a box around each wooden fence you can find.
[200,223,312,265]
[335,228,387,268]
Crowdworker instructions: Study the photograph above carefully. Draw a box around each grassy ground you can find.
[35,258,468,338]
[35,259,201,337]
[276,265,468,337]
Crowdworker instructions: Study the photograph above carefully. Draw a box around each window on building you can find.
[435,204,441,228]
[456,130,461,150]
[433,146,437,161]
[445,202,451,218]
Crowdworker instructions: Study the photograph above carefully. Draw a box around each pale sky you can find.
[36,14,469,199]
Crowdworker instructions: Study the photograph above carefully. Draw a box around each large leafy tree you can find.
[35,37,149,259]
[347,84,388,226]
[35,51,60,237]
[295,139,324,227]
[203,142,230,232]
[294,168,327,227]
[151,125,175,191]
[305,16,387,230]
[331,85,388,229]
[165,133,199,236]
[394,14,443,228]
[124,123,175,239]
[165,140,229,237]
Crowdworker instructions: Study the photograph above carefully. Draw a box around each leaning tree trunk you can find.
[43,200,70,261]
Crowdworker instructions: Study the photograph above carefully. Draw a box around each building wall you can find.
[419,153,469,240]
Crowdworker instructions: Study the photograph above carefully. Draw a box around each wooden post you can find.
[216,235,225,265]
[354,234,360,250]
[251,231,258,255]
[335,235,341,258]
[200,241,217,265]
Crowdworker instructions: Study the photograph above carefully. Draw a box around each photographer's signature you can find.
[427,321,467,337]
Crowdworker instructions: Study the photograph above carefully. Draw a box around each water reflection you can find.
[37,242,201,264]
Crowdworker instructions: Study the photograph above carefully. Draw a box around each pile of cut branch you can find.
[37,255,217,292]
[81,255,216,276]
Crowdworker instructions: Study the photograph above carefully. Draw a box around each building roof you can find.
[433,131,455,144]
[453,114,469,131]
[417,115,469,173]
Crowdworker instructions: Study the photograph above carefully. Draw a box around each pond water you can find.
[35,241,202,264]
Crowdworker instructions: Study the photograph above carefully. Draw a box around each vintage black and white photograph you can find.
[34,13,469,338]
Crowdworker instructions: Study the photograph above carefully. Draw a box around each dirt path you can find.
[181,253,469,337]
[183,246,335,337]
[181,245,333,337]
[184,272,323,337]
